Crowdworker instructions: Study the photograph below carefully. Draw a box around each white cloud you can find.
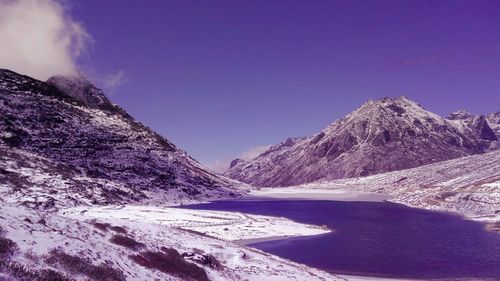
[101,70,126,90]
[208,145,271,173]
[209,159,234,174]
[239,145,271,161]
[0,0,92,80]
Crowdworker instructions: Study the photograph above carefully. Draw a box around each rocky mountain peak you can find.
[486,112,500,139]
[487,111,500,120]
[324,95,441,140]
[226,96,499,187]
[46,74,114,111]
[348,95,425,119]
[473,115,498,141]
[229,158,245,169]
[445,110,499,142]
[447,110,473,120]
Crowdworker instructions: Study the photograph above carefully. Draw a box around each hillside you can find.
[0,69,348,281]
[0,69,241,208]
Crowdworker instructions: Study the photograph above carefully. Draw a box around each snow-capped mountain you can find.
[0,69,241,208]
[448,109,500,144]
[487,111,500,138]
[226,96,499,187]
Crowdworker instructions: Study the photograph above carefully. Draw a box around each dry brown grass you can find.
[130,248,210,281]
[109,234,145,251]
[46,248,125,281]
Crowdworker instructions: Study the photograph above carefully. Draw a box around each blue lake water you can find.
[183,199,500,280]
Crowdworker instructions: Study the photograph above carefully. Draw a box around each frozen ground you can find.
[0,202,345,281]
[59,205,405,281]
[62,205,330,242]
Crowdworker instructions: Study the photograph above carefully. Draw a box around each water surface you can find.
[184,199,500,280]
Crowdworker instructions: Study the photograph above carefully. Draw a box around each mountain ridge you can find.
[0,68,241,208]
[226,95,498,187]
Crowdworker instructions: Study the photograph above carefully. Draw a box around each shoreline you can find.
[58,191,478,281]
[248,187,391,202]
[230,190,478,281]
[247,186,500,233]
[235,235,296,245]
[62,205,331,243]
[235,231,331,245]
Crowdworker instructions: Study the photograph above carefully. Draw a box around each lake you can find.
[183,199,500,280]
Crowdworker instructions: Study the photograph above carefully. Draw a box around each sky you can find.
[1,0,500,171]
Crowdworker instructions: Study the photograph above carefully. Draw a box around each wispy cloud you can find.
[208,144,271,173]
[0,0,93,80]
[100,70,126,91]
[238,145,271,161]
[208,159,234,174]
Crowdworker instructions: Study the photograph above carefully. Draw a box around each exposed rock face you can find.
[46,75,113,111]
[229,158,245,169]
[447,110,473,120]
[226,96,499,187]
[474,116,497,141]
[486,112,500,138]
[447,110,499,149]
[0,69,238,208]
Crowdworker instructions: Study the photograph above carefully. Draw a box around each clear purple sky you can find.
[72,0,500,168]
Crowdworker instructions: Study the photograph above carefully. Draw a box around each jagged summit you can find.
[0,69,125,114]
[447,110,474,120]
[327,95,436,133]
[486,111,500,138]
[446,110,499,145]
[226,96,499,187]
[47,74,113,111]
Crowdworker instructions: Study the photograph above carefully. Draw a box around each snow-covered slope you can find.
[0,203,344,281]
[300,149,500,231]
[447,110,500,150]
[62,205,330,242]
[226,96,498,187]
[0,69,242,208]
[486,111,500,138]
[0,69,347,281]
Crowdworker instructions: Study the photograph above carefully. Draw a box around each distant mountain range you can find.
[226,96,499,187]
[0,69,240,208]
